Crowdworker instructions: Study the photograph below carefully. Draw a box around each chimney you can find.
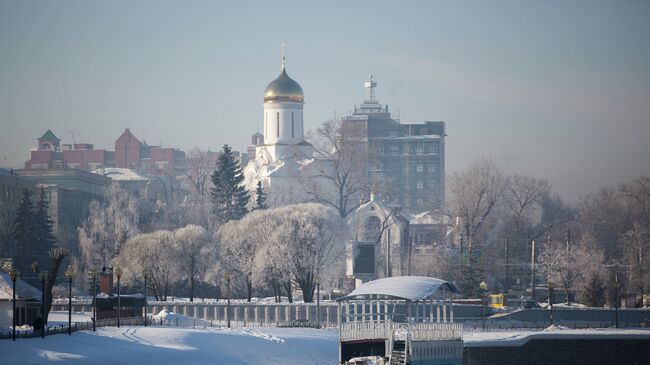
[99,268,114,296]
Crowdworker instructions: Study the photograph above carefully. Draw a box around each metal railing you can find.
[340,321,463,342]
[409,322,463,341]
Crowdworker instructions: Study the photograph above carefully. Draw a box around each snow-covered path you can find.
[0,326,339,365]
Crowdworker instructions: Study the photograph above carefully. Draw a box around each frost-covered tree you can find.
[538,234,604,306]
[273,203,348,302]
[173,225,213,302]
[79,183,139,270]
[210,145,250,225]
[218,211,268,302]
[115,230,176,301]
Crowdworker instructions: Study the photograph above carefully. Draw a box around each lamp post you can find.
[479,281,488,330]
[225,271,231,328]
[89,268,97,331]
[9,268,19,341]
[143,270,148,326]
[316,277,321,329]
[547,275,554,325]
[115,267,122,328]
[39,270,48,338]
[64,265,75,335]
[614,266,619,329]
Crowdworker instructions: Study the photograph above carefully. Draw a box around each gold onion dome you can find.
[264,63,304,103]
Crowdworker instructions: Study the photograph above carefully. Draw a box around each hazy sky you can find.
[1,0,649,201]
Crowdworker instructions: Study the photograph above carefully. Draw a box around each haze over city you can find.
[1,0,649,201]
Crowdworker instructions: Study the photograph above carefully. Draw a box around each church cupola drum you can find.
[262,55,305,145]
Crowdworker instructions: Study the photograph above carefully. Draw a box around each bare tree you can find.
[182,148,215,198]
[298,119,371,218]
[446,157,506,268]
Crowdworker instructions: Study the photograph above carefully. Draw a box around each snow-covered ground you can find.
[0,326,339,365]
[3,311,649,364]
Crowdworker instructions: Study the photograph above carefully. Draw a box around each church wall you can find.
[263,102,304,145]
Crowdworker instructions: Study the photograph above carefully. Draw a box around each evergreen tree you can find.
[254,180,268,210]
[210,144,250,225]
[34,187,57,252]
[9,189,39,277]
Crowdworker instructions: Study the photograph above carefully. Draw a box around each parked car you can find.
[517,297,541,309]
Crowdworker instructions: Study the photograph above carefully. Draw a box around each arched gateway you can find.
[337,276,464,365]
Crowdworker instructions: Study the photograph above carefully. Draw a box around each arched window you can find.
[276,112,280,138]
[291,112,295,138]
[265,113,267,137]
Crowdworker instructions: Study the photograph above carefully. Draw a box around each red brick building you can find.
[26,129,185,173]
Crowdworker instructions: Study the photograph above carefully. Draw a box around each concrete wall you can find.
[464,339,650,365]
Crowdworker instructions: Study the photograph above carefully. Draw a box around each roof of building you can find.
[39,129,59,141]
[0,271,42,301]
[338,276,459,302]
[264,64,304,103]
[92,167,149,181]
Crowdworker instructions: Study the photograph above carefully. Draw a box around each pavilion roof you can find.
[338,276,458,302]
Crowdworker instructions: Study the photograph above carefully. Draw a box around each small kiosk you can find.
[337,276,463,365]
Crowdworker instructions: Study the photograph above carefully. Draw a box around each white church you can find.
[243,55,324,206]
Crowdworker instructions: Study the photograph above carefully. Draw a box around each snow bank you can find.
[0,326,338,364]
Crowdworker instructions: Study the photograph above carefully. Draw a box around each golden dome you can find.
[264,66,304,103]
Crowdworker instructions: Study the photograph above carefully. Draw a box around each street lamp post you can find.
[39,270,48,338]
[614,266,619,329]
[143,271,148,326]
[64,265,75,335]
[115,267,123,328]
[225,272,231,328]
[479,281,488,330]
[9,268,19,341]
[90,268,97,331]
[547,275,554,325]
[316,277,321,329]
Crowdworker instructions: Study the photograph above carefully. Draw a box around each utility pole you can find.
[459,234,464,266]
[407,236,412,276]
[531,240,536,299]
[386,229,391,278]
[566,229,571,305]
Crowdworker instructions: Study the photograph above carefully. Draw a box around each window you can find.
[433,144,440,153]
[276,112,280,138]
[389,131,398,137]
[428,164,436,172]
[416,164,423,172]
[389,144,399,154]
[291,112,294,138]
[265,113,267,137]
[417,181,423,189]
